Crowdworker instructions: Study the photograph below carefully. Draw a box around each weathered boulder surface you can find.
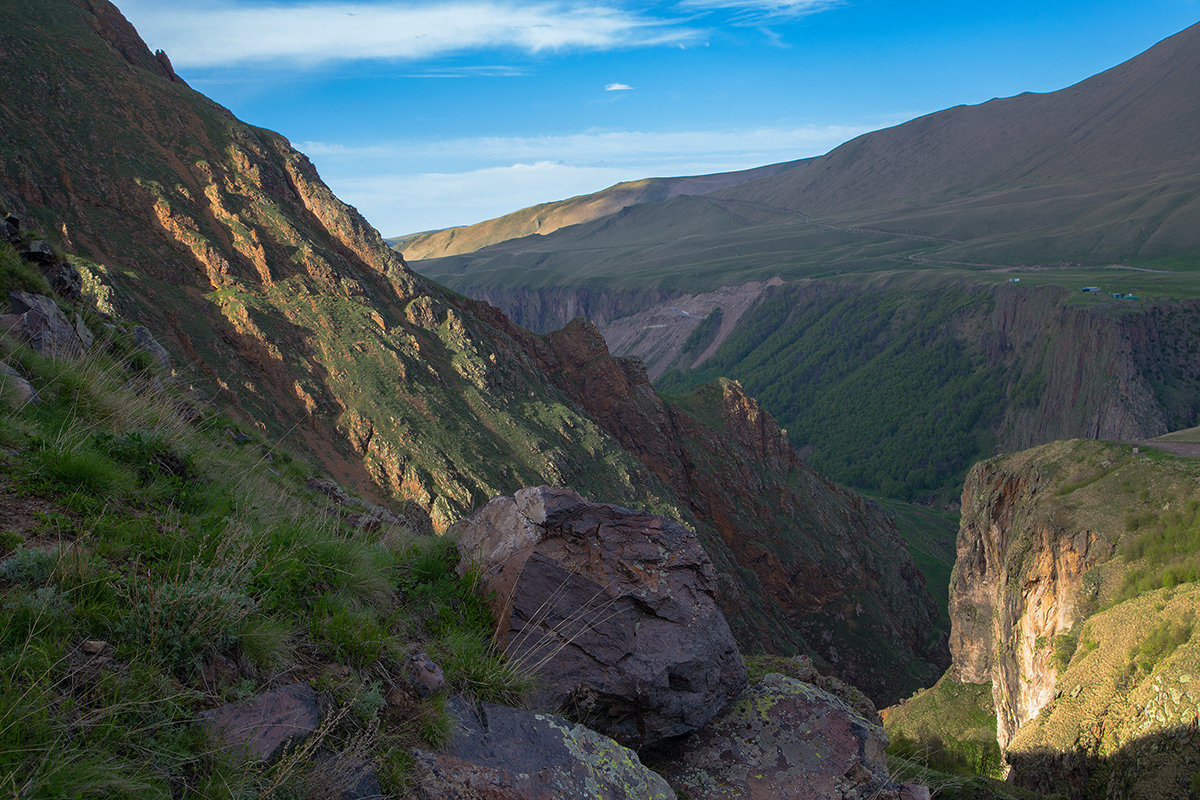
[0,361,38,408]
[201,681,321,763]
[453,486,747,752]
[3,292,91,358]
[656,673,900,800]
[412,696,675,800]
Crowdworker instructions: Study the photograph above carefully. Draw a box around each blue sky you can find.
[119,0,1199,237]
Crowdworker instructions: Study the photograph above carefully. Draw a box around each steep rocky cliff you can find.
[512,316,946,700]
[945,438,1200,797]
[651,278,1200,501]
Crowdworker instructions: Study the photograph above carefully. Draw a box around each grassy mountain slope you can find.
[0,0,675,531]
[0,239,513,796]
[389,161,799,260]
[409,23,1200,505]
[415,20,1200,291]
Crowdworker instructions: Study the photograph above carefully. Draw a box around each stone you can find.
[132,325,171,369]
[310,751,384,800]
[0,361,38,407]
[6,291,86,357]
[656,674,899,800]
[44,259,82,299]
[73,314,93,351]
[201,682,320,763]
[411,696,675,800]
[3,215,19,243]
[901,782,932,800]
[20,239,56,264]
[404,651,445,698]
[453,486,747,752]
[80,639,107,654]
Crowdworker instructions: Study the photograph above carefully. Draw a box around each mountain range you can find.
[408,21,1200,502]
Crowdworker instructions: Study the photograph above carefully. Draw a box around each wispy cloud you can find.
[301,124,874,165]
[120,1,699,68]
[677,0,842,22]
[301,123,885,233]
[605,82,635,91]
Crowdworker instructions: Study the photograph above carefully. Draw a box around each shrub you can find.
[115,562,256,674]
[0,547,56,586]
[1128,613,1195,676]
[1052,628,1081,673]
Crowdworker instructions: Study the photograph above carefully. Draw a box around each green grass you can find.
[883,674,1004,780]
[0,318,530,795]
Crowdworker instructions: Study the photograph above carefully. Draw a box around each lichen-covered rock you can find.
[453,486,747,752]
[656,673,898,800]
[412,696,675,800]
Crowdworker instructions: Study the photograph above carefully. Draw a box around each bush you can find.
[1128,613,1195,676]
[115,562,256,674]
[0,547,56,586]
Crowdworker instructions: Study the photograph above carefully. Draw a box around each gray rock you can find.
[656,674,899,800]
[453,486,747,752]
[6,291,85,357]
[44,259,82,299]
[411,696,675,800]
[310,751,384,800]
[73,314,93,351]
[405,651,445,698]
[132,325,171,369]
[201,682,320,763]
[3,215,19,243]
[20,239,56,264]
[0,361,38,407]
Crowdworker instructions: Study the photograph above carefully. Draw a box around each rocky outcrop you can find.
[943,437,1200,797]
[656,673,899,800]
[950,447,1115,749]
[453,486,747,752]
[412,696,676,800]
[516,316,947,702]
[3,292,93,358]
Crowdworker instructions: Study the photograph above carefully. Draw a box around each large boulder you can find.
[656,673,900,800]
[453,486,747,752]
[412,696,675,800]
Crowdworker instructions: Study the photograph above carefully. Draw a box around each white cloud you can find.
[119,1,699,68]
[605,82,634,91]
[676,0,842,19]
[301,123,885,233]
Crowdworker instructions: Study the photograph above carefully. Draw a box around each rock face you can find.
[950,447,1113,749]
[412,696,676,800]
[945,438,1200,798]
[201,682,321,763]
[657,673,898,800]
[3,292,92,358]
[453,486,747,751]
[498,314,946,703]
